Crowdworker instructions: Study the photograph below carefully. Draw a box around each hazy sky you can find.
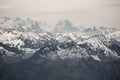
[0,0,120,27]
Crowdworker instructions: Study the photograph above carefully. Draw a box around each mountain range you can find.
[0,17,120,80]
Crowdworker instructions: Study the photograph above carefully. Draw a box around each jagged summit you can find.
[0,17,44,33]
[53,19,80,33]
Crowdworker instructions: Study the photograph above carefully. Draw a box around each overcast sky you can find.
[0,0,120,27]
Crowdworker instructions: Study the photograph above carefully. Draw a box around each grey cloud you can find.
[103,0,120,7]
[110,4,120,7]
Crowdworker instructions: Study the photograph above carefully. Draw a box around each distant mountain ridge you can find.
[0,17,120,80]
[0,17,120,61]
[0,17,44,33]
[0,17,119,33]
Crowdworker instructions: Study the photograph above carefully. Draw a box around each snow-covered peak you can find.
[53,19,80,33]
[0,17,44,33]
[0,17,11,23]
